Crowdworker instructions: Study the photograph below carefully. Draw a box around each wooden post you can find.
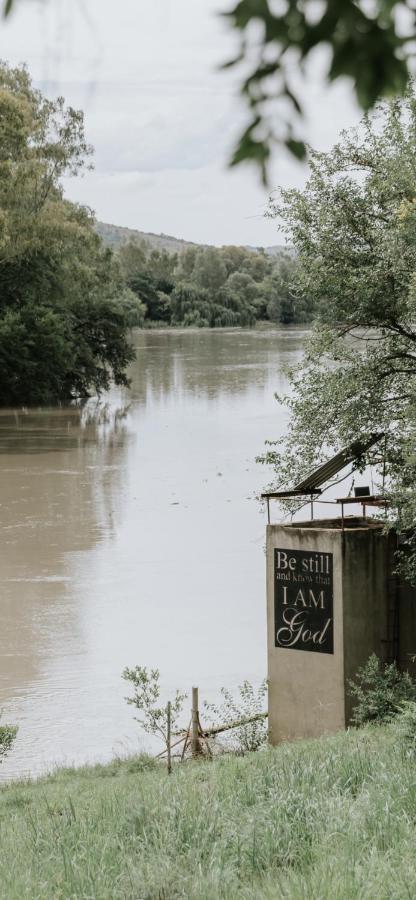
[191,686,199,759]
[167,701,172,775]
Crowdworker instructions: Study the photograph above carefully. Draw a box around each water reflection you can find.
[0,327,307,778]
[126,327,306,404]
[0,403,132,731]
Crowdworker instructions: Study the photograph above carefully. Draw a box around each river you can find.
[0,326,307,779]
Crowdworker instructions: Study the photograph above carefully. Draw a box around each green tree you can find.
[0,62,134,404]
[170,284,209,326]
[117,239,148,282]
[260,92,416,580]
[116,225,311,329]
[123,665,186,753]
[118,239,174,323]
[147,247,177,283]
[219,245,248,278]
[222,271,258,324]
[193,247,228,292]
[241,251,270,283]
[173,246,199,283]
[265,255,311,324]
[117,287,147,328]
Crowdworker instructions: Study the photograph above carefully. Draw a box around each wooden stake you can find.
[167,701,172,775]
[191,686,200,759]
[181,721,191,761]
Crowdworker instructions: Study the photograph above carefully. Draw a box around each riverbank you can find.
[0,725,412,899]
[140,319,309,329]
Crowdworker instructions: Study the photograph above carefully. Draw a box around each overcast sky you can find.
[1,0,362,246]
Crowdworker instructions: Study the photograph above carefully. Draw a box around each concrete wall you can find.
[341,526,393,722]
[267,518,408,743]
[398,576,416,678]
[267,523,345,743]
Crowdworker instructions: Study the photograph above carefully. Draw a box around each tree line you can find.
[116,239,312,328]
[0,60,312,406]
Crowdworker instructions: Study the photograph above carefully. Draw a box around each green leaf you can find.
[285,138,307,160]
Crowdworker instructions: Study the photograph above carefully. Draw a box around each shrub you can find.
[122,666,186,754]
[0,718,17,762]
[393,701,416,757]
[203,680,268,754]
[349,654,416,726]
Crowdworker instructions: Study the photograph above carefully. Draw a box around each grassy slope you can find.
[0,726,414,899]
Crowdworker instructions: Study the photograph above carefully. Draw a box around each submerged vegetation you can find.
[1,725,416,898]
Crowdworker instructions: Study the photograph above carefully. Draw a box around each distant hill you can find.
[95,221,286,256]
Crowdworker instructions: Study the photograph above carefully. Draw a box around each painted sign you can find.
[274,548,333,654]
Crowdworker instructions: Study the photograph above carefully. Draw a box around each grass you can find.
[0,726,415,898]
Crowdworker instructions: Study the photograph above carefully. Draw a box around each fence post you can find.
[167,701,172,775]
[191,686,199,759]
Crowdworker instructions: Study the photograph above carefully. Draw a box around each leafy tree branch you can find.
[260,91,416,580]
[4,1,416,179]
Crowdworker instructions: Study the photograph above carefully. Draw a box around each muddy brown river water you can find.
[0,327,307,778]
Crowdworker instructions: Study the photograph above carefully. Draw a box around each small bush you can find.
[122,665,186,754]
[392,701,416,757]
[0,719,17,762]
[204,680,268,754]
[349,654,416,726]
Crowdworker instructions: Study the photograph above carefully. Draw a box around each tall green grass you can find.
[0,726,414,898]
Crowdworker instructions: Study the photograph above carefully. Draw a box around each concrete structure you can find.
[267,517,416,744]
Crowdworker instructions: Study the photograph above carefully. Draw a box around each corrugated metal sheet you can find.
[295,434,383,491]
[262,433,384,498]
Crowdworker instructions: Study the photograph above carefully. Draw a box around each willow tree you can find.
[0,62,135,405]
[261,91,416,578]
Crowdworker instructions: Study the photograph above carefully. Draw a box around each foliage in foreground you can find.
[225,0,411,181]
[3,0,414,183]
[1,725,416,898]
[260,91,416,584]
[0,62,137,404]
[349,654,416,726]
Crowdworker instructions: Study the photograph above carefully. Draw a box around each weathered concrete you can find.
[267,517,413,744]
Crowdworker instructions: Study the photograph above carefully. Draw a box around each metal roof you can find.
[262,433,384,499]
